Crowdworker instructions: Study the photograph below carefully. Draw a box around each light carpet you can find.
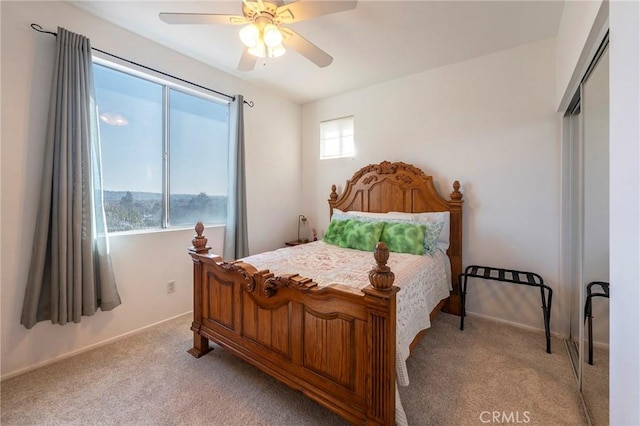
[1,313,588,425]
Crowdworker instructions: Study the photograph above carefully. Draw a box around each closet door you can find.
[581,45,609,424]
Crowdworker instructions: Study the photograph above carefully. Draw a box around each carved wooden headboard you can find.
[327,161,464,314]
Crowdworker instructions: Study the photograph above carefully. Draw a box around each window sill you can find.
[107,223,225,237]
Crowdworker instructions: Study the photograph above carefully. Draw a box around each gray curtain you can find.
[21,27,121,329]
[224,95,249,260]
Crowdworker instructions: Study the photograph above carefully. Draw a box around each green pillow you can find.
[338,219,385,251]
[323,219,348,246]
[380,222,426,255]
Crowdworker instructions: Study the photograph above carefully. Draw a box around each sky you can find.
[93,63,229,195]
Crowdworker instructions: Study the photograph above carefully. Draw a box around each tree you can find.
[189,192,210,210]
[120,191,134,208]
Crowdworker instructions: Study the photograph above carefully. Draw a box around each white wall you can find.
[302,39,561,334]
[556,0,606,111]
[609,1,640,424]
[0,1,301,378]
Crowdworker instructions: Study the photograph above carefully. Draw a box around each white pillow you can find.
[338,210,413,220]
[391,211,450,251]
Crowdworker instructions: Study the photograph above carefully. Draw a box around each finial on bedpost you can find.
[190,221,210,254]
[329,185,339,217]
[450,180,463,201]
[329,184,338,202]
[368,242,395,290]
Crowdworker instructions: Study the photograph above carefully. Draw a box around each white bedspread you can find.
[242,241,452,388]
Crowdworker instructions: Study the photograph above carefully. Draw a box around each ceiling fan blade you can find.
[276,0,356,23]
[159,13,248,25]
[237,48,258,72]
[241,0,261,15]
[281,28,333,67]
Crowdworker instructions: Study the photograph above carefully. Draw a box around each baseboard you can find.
[1,311,193,381]
[567,337,610,351]
[465,311,565,339]
[589,340,610,350]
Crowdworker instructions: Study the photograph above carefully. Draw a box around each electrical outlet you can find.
[167,281,176,294]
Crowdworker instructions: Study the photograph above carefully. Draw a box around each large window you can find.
[93,63,229,233]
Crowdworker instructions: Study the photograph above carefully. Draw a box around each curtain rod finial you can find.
[31,23,57,36]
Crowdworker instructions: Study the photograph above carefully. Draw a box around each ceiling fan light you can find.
[239,24,260,47]
[268,44,286,58]
[248,42,266,58]
[263,24,282,48]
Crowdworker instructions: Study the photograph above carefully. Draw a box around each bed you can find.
[187,161,463,425]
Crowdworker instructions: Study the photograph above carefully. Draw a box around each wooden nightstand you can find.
[285,239,310,246]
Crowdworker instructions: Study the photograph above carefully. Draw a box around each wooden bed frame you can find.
[187,161,463,425]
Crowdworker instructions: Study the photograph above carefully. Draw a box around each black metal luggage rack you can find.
[458,265,553,354]
[584,281,609,365]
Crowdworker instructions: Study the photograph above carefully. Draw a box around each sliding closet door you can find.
[567,109,582,353]
[563,36,609,425]
[581,46,609,424]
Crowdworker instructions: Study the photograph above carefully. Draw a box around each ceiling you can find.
[71,1,564,104]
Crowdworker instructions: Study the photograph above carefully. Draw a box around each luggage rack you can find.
[584,281,609,365]
[458,265,553,354]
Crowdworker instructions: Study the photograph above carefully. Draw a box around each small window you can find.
[320,116,354,159]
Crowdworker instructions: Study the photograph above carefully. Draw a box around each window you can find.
[93,62,229,233]
[320,116,354,159]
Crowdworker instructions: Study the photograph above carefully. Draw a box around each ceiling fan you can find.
[159,0,357,72]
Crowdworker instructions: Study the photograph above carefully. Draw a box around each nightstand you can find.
[285,239,310,246]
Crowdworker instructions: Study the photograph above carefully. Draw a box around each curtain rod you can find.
[31,23,254,108]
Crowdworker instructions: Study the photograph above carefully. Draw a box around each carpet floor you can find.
[1,313,588,425]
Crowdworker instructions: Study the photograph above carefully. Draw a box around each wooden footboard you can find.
[188,222,398,425]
